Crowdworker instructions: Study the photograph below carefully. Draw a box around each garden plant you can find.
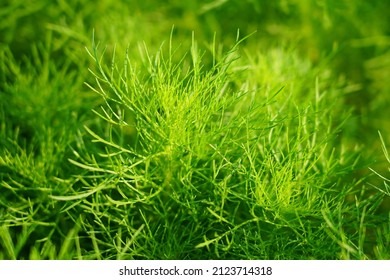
[1,0,389,259]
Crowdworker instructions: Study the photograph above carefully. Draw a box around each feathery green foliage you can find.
[1,0,389,259]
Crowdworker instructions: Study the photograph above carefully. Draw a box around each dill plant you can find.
[1,1,389,258]
[50,32,275,259]
[1,28,388,259]
[39,32,374,259]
